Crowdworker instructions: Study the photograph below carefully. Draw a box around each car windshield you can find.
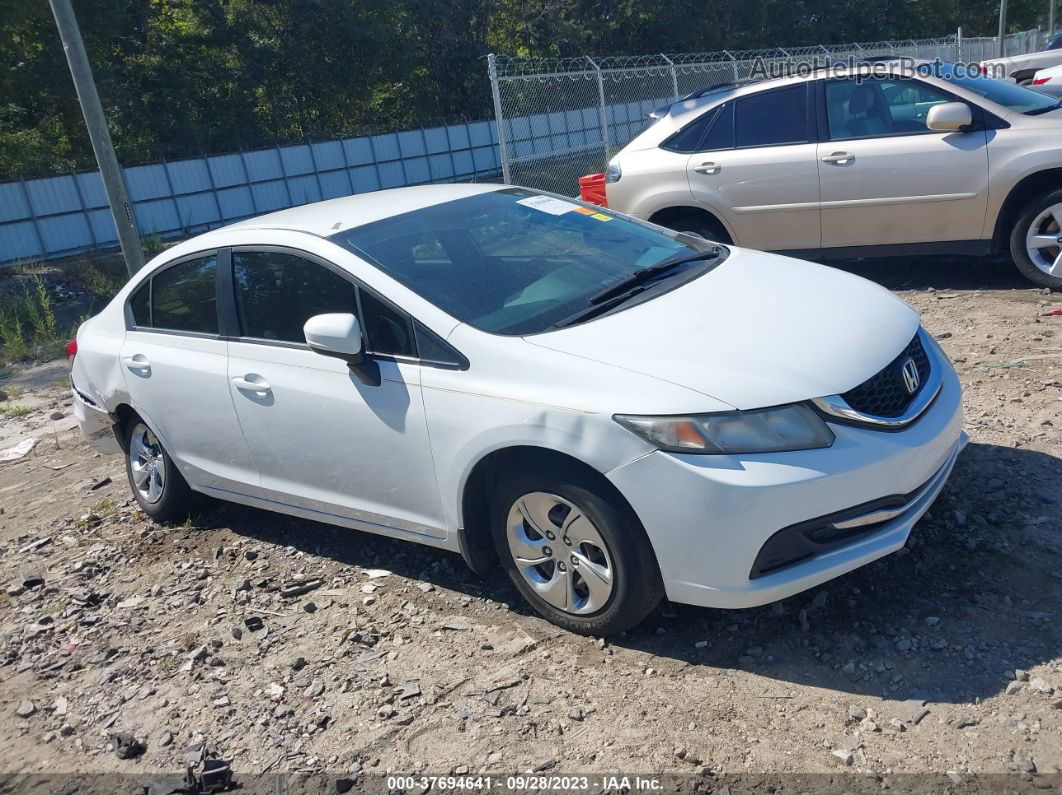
[330,188,721,335]
[1048,34,1062,51]
[925,62,1060,114]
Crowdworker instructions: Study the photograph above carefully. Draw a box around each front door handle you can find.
[121,354,150,371]
[693,161,721,175]
[821,151,856,165]
[231,376,271,394]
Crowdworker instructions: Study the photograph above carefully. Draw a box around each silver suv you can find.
[604,61,1062,289]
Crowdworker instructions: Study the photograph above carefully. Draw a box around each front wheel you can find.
[124,419,195,523]
[1009,188,1062,290]
[490,464,663,636]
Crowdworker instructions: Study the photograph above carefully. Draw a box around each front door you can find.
[816,77,990,248]
[686,83,822,250]
[224,248,447,538]
[120,252,259,492]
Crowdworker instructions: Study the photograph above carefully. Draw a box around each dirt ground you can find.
[0,255,1059,789]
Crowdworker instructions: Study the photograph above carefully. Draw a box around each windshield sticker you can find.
[590,213,613,221]
[516,195,580,215]
[572,207,597,215]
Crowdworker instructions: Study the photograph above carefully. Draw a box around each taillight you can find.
[1033,77,1052,85]
[65,338,77,361]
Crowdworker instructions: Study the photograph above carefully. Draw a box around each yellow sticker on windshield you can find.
[590,213,612,221]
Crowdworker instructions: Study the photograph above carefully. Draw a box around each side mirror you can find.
[304,313,363,361]
[304,313,380,386]
[926,102,973,132]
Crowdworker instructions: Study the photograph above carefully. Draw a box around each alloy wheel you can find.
[129,423,166,504]
[1025,202,1062,278]
[505,491,614,614]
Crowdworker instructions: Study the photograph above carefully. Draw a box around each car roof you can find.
[225,182,502,237]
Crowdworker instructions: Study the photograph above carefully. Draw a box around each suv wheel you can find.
[489,463,663,635]
[1010,188,1062,290]
[125,419,195,523]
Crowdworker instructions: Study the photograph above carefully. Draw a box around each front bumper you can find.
[606,358,965,609]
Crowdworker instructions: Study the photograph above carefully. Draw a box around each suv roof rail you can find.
[646,78,765,120]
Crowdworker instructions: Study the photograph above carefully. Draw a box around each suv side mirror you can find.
[304,313,380,386]
[926,102,973,132]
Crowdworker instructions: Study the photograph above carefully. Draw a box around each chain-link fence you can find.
[488,29,1046,197]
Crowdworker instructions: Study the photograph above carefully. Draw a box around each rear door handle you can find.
[693,161,721,175]
[121,355,150,371]
[231,376,271,394]
[821,152,856,165]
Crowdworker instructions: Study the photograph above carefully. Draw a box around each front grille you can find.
[841,334,930,418]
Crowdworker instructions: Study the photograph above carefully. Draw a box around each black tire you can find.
[1009,187,1062,290]
[489,461,663,636]
[124,417,195,523]
[659,210,732,244]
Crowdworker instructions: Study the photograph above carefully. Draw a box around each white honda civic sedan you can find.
[70,184,966,635]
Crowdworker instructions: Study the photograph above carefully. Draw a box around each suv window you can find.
[827,78,953,140]
[661,107,717,153]
[149,255,219,334]
[698,102,734,151]
[232,249,418,358]
[734,85,808,148]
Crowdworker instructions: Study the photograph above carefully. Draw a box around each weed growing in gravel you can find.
[0,405,32,417]
[0,274,66,364]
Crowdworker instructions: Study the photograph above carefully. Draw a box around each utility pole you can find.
[998,0,1009,58]
[49,0,144,277]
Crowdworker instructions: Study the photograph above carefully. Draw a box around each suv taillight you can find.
[65,338,77,362]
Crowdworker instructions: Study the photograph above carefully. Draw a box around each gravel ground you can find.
[0,256,1059,789]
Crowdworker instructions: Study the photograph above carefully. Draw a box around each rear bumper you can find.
[71,384,121,455]
[607,359,965,609]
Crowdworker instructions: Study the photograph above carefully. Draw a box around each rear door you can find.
[120,252,259,492]
[686,83,821,250]
[816,76,990,248]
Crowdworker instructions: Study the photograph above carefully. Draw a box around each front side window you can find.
[232,249,417,358]
[232,251,357,344]
[827,78,954,140]
[329,188,721,335]
[149,255,219,334]
[734,84,808,148]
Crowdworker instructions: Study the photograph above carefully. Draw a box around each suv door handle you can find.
[231,376,271,394]
[693,161,721,175]
[821,152,856,165]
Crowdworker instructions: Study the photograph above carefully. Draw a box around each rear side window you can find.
[233,251,358,343]
[149,255,219,334]
[735,85,809,148]
[661,108,717,153]
[129,282,150,327]
[698,102,734,151]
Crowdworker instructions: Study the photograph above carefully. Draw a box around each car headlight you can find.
[605,160,622,183]
[613,404,834,455]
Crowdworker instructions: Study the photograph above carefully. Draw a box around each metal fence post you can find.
[586,56,611,161]
[661,54,679,99]
[957,27,964,61]
[487,54,512,185]
[723,50,739,81]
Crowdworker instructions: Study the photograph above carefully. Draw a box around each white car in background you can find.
[604,60,1062,289]
[979,33,1062,84]
[70,185,965,635]
[1032,62,1062,96]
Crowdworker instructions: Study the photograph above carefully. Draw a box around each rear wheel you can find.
[124,420,195,523]
[1010,188,1062,290]
[489,463,663,636]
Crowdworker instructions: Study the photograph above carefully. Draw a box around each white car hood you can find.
[526,250,919,410]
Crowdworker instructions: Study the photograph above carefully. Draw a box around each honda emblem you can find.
[900,358,920,394]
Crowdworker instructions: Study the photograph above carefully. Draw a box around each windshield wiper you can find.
[588,247,723,306]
